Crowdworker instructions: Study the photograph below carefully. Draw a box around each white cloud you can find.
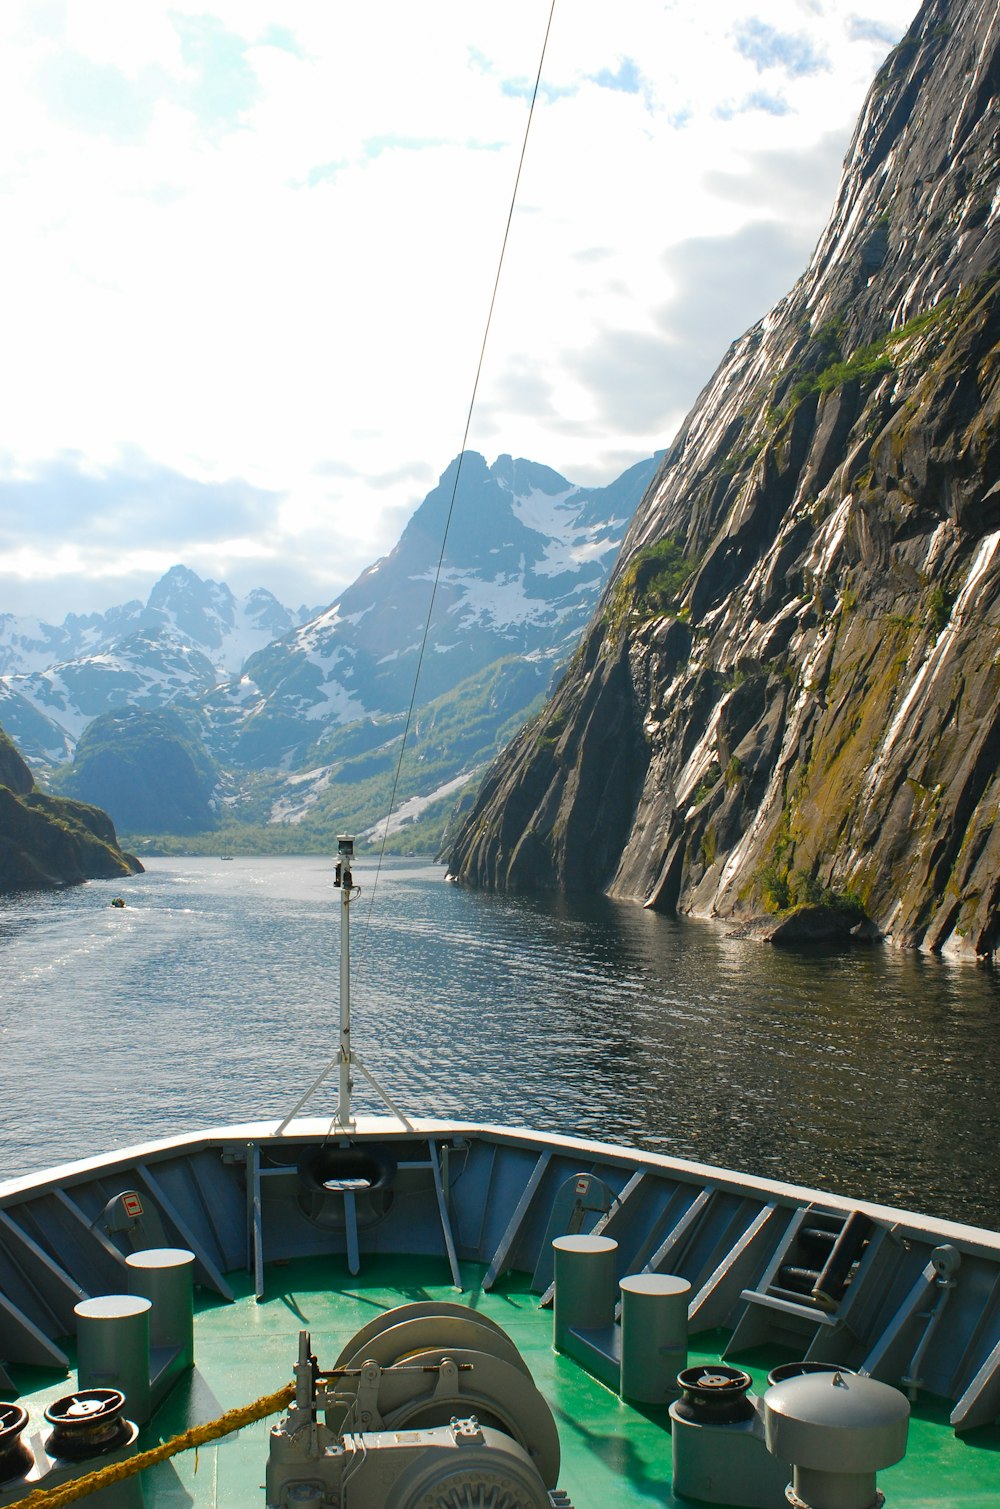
[0,0,917,619]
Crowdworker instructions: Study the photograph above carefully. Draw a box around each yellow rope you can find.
[13,1383,296,1509]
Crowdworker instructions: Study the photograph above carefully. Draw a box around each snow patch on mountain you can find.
[377,644,421,664]
[432,565,549,630]
[506,483,625,580]
[298,654,369,724]
[363,768,480,842]
[270,764,334,822]
[509,483,579,535]
[536,522,627,578]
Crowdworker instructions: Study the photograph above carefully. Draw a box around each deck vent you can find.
[768,1362,857,1387]
[764,1370,909,1509]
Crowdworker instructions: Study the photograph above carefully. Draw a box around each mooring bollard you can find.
[619,1272,690,1403]
[552,1234,618,1353]
[74,1296,152,1425]
[126,1247,195,1370]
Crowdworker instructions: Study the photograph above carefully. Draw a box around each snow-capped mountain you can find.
[145,567,307,674]
[0,601,144,677]
[0,567,311,767]
[212,452,658,768]
[0,566,306,680]
[7,449,658,840]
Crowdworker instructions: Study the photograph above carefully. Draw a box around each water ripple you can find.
[1,856,998,1229]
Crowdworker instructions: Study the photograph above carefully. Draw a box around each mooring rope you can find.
[13,1383,295,1509]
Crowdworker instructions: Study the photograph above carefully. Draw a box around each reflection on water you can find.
[1,856,998,1230]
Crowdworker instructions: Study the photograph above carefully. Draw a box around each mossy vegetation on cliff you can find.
[756,863,866,922]
[775,298,957,422]
[603,535,698,637]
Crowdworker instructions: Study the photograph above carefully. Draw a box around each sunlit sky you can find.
[0,0,918,621]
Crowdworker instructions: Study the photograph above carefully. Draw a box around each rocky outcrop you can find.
[0,724,34,797]
[447,0,1000,959]
[0,724,142,891]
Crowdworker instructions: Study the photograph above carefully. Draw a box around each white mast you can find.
[335,834,356,1132]
[275,835,412,1136]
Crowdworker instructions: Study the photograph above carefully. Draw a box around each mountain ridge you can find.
[0,565,314,766]
[13,449,658,848]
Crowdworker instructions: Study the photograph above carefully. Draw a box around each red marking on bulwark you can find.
[122,1193,144,1218]
[574,1177,590,1196]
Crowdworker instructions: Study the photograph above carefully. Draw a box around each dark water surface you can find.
[2,856,999,1230]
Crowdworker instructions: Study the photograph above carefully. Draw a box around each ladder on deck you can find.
[725,1205,880,1361]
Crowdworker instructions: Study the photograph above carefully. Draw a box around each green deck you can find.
[9,1256,1000,1508]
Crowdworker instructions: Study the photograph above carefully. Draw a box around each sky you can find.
[0,0,920,622]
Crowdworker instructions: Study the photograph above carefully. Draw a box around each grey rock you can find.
[447,0,1000,960]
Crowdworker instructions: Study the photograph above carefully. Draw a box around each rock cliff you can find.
[446,0,1000,959]
[0,723,142,891]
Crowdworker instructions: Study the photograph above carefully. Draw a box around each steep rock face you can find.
[447,0,1000,959]
[0,723,142,891]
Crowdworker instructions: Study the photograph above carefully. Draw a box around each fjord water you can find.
[2,856,998,1231]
